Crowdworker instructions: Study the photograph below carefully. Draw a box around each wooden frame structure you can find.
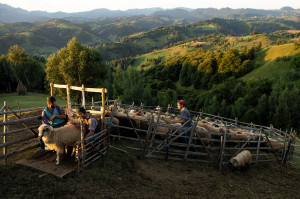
[0,96,298,170]
[107,102,298,169]
[50,83,108,170]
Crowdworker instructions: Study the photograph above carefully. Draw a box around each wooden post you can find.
[184,116,199,160]
[80,119,85,170]
[101,88,106,130]
[282,130,288,164]
[255,134,261,166]
[82,84,86,108]
[219,124,227,170]
[3,101,8,165]
[66,85,71,116]
[143,114,154,157]
[50,82,54,96]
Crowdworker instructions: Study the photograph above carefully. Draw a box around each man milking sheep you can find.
[76,106,100,138]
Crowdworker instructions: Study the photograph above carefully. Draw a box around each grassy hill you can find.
[242,43,300,80]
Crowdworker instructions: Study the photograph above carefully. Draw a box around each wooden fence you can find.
[0,101,43,165]
[0,95,298,170]
[107,102,297,169]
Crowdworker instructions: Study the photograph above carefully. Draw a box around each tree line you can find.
[1,37,299,132]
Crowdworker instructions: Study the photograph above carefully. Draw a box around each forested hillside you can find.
[0,16,300,57]
[107,34,300,132]
[97,17,300,60]
[0,14,299,133]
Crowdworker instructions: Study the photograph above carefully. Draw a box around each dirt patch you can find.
[288,30,300,34]
[1,141,299,199]
[190,41,210,46]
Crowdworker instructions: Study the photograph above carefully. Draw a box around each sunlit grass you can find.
[264,43,300,61]
[0,93,67,110]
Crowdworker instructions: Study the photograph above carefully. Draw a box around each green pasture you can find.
[241,60,290,81]
[0,93,67,110]
[264,44,300,61]
[241,44,300,81]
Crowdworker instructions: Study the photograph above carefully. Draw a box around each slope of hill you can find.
[242,43,300,80]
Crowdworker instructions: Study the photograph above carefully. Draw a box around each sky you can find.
[0,0,299,13]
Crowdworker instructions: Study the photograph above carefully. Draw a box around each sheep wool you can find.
[229,150,252,168]
[38,124,82,165]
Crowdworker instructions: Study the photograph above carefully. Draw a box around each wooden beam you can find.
[50,82,54,96]
[3,101,7,165]
[82,84,86,108]
[0,107,43,115]
[0,125,40,136]
[0,134,36,148]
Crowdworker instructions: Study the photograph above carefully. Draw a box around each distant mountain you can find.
[0,3,300,23]
[0,15,187,55]
[96,17,300,61]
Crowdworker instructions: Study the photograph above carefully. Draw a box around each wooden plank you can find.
[6,107,39,137]
[0,107,43,115]
[0,135,36,148]
[255,135,261,166]
[16,151,77,178]
[0,144,39,160]
[66,85,71,116]
[53,83,66,88]
[50,83,54,96]
[3,101,7,165]
[69,86,107,93]
[0,106,5,113]
[0,115,40,126]
[82,84,86,108]
[0,125,40,136]
[101,88,106,130]
[184,116,199,160]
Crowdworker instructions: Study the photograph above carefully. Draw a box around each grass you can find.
[0,93,67,110]
[264,44,300,61]
[241,60,290,81]
[241,44,300,81]
[133,43,204,69]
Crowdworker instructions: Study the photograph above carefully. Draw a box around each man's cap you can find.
[76,106,86,115]
[177,100,186,106]
[47,96,56,103]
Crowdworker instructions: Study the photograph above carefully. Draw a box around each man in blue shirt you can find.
[39,96,67,150]
[172,100,197,155]
[42,96,67,128]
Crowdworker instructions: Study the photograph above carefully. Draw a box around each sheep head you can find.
[229,157,238,167]
[38,124,54,138]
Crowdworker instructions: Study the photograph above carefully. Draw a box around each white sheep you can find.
[38,124,81,165]
[229,150,252,168]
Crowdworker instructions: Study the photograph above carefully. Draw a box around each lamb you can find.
[38,124,81,165]
[229,150,252,168]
